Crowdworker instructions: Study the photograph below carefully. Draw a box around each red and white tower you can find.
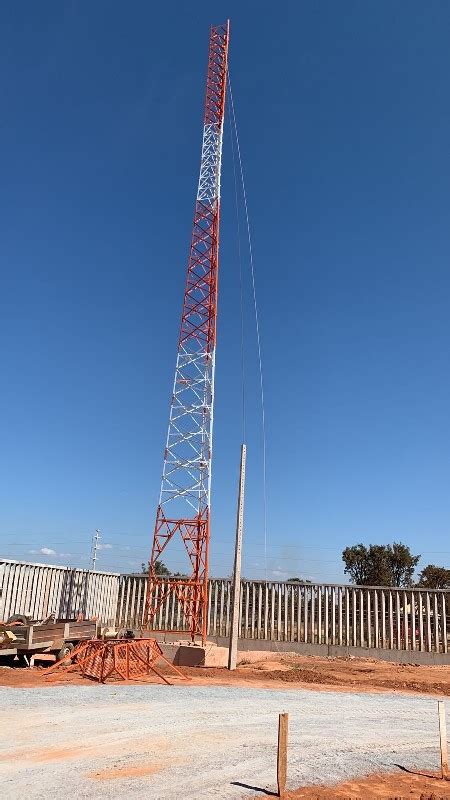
[145,22,229,641]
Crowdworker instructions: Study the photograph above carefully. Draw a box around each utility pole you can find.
[228,444,246,670]
[91,529,101,570]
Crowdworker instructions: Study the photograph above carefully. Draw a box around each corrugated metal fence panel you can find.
[0,560,119,625]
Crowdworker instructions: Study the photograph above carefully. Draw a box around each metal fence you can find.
[1,560,449,654]
[0,559,119,625]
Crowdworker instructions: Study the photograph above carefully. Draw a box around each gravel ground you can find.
[0,684,443,799]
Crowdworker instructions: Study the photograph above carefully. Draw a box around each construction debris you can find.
[0,624,17,648]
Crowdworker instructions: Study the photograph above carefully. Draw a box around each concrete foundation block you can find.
[158,639,229,668]
[175,645,206,667]
[203,643,228,667]
[159,643,181,664]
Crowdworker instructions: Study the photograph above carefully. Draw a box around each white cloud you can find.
[98,543,113,550]
[29,549,71,558]
[270,569,288,579]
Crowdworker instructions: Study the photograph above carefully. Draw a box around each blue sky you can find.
[1,2,450,581]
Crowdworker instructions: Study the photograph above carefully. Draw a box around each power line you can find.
[228,69,268,579]
[4,538,450,557]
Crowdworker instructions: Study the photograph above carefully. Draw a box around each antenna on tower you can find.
[90,529,101,571]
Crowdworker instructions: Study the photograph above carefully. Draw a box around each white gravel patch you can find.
[0,684,442,799]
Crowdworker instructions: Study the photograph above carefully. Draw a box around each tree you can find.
[141,560,170,577]
[342,544,367,585]
[416,564,450,589]
[388,542,420,587]
[287,577,312,583]
[342,544,388,585]
[342,542,420,587]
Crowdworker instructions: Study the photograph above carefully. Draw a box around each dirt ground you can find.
[198,651,450,696]
[1,667,449,800]
[1,651,448,696]
[286,771,450,799]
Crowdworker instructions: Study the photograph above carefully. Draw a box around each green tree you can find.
[388,542,420,587]
[287,577,312,583]
[416,564,450,589]
[342,544,389,585]
[342,542,420,587]
[342,544,368,584]
[141,560,170,576]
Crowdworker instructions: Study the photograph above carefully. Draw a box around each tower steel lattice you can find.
[144,22,229,641]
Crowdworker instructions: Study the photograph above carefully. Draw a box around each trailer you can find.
[0,619,98,665]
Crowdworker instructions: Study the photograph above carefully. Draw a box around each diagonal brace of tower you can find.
[144,22,229,642]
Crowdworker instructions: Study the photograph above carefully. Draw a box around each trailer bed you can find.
[3,620,97,655]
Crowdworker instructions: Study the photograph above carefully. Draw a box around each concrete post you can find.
[228,444,246,670]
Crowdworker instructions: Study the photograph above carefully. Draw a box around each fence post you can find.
[277,713,288,798]
[438,701,449,780]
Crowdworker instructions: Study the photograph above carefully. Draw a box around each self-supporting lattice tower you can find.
[144,22,229,641]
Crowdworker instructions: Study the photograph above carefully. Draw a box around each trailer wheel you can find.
[57,642,74,663]
[6,614,29,625]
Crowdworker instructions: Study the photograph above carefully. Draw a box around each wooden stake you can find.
[277,712,288,798]
[438,701,449,780]
[228,444,246,671]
